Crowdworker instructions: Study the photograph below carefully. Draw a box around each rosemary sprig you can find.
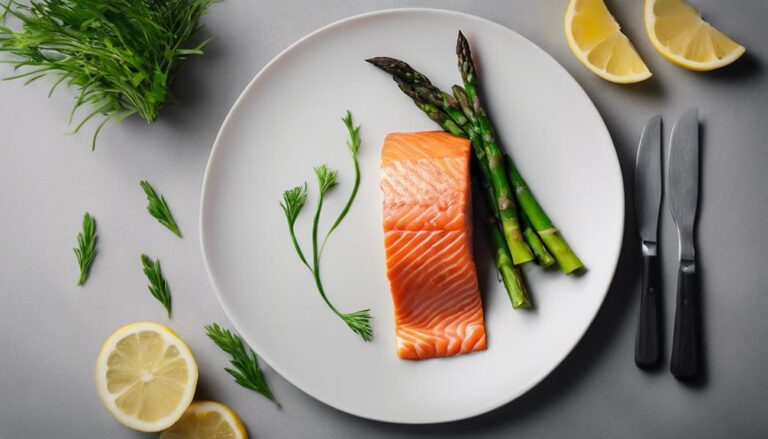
[141,254,172,318]
[205,323,280,406]
[0,0,218,149]
[280,111,372,342]
[140,180,182,237]
[73,211,96,285]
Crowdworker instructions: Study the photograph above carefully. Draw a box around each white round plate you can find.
[201,8,624,424]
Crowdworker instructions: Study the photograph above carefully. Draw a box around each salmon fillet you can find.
[381,131,487,360]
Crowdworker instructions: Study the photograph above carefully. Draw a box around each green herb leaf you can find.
[205,323,280,406]
[280,183,308,228]
[320,110,362,254]
[0,0,219,148]
[140,180,182,237]
[342,110,361,156]
[341,309,374,342]
[141,254,172,318]
[280,183,310,270]
[280,111,373,342]
[313,164,338,196]
[73,211,97,286]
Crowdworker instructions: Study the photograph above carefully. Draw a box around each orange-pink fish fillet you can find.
[381,131,487,360]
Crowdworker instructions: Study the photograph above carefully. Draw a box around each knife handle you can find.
[635,251,660,369]
[670,260,699,380]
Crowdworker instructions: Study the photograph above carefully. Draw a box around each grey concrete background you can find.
[1,1,766,437]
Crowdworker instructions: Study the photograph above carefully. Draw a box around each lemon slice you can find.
[565,0,652,83]
[160,401,248,439]
[645,0,745,71]
[95,322,198,432]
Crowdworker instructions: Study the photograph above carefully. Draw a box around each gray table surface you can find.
[2,1,767,438]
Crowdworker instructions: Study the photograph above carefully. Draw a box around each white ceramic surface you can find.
[200,8,624,424]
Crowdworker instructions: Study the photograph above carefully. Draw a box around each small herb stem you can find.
[288,222,311,272]
[320,158,360,256]
[311,190,341,316]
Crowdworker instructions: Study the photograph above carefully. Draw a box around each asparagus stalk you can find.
[391,77,460,133]
[457,31,584,273]
[471,157,531,308]
[462,113,532,305]
[454,36,533,265]
[368,56,534,265]
[489,217,531,308]
[505,158,583,273]
[455,83,553,268]
[519,207,555,268]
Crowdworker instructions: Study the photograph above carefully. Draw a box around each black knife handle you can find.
[635,252,660,369]
[670,260,699,380]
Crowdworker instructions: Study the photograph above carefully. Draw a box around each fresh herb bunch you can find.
[205,323,280,406]
[73,211,96,285]
[0,0,218,149]
[280,111,373,341]
[140,180,182,237]
[141,254,172,317]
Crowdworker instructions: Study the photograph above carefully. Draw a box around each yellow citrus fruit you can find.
[565,0,652,83]
[645,0,745,71]
[160,401,248,439]
[95,321,198,432]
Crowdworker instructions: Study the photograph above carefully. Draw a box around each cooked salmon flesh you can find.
[381,131,487,360]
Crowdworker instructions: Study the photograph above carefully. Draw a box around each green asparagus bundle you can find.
[366,31,585,307]
[456,31,583,274]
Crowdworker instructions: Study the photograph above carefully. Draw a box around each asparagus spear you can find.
[471,156,531,308]
[454,38,534,265]
[453,83,552,269]
[393,77,465,137]
[368,57,534,265]
[488,215,531,308]
[520,207,556,268]
[505,158,583,273]
[457,31,583,273]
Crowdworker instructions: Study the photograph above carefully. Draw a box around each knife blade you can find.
[668,108,700,380]
[634,115,662,369]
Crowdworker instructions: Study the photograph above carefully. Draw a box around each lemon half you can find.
[645,0,745,71]
[161,401,248,439]
[565,0,652,83]
[95,322,198,432]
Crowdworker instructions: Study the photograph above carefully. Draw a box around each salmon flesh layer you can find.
[381,131,487,360]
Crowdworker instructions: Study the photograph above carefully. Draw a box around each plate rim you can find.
[199,7,625,424]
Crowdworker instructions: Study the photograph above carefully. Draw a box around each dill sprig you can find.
[320,111,361,254]
[0,0,218,149]
[205,323,280,406]
[140,180,182,237]
[73,211,96,285]
[141,254,172,318]
[279,184,309,270]
[280,111,372,342]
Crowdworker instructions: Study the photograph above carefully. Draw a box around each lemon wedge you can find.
[565,0,652,83]
[95,322,198,432]
[645,0,745,71]
[160,401,248,439]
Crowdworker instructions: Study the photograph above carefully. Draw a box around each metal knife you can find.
[634,115,663,369]
[668,108,700,380]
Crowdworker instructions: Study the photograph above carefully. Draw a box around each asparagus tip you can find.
[457,30,469,54]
